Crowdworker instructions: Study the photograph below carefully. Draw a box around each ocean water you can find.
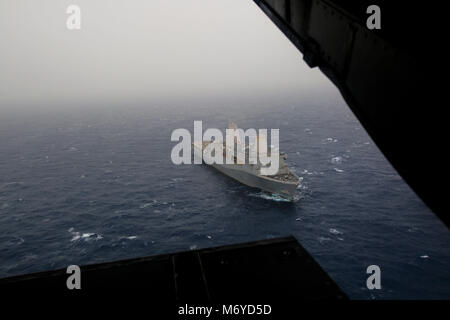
[1,93,449,299]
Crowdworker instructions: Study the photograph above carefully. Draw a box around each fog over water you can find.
[1,1,450,299]
[0,0,329,111]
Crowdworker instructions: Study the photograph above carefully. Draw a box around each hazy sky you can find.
[0,0,331,108]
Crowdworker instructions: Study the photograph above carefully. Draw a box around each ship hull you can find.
[193,143,298,200]
[212,163,298,200]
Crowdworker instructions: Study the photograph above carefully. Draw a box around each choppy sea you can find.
[1,92,449,299]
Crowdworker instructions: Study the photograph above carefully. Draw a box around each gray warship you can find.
[193,125,300,200]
